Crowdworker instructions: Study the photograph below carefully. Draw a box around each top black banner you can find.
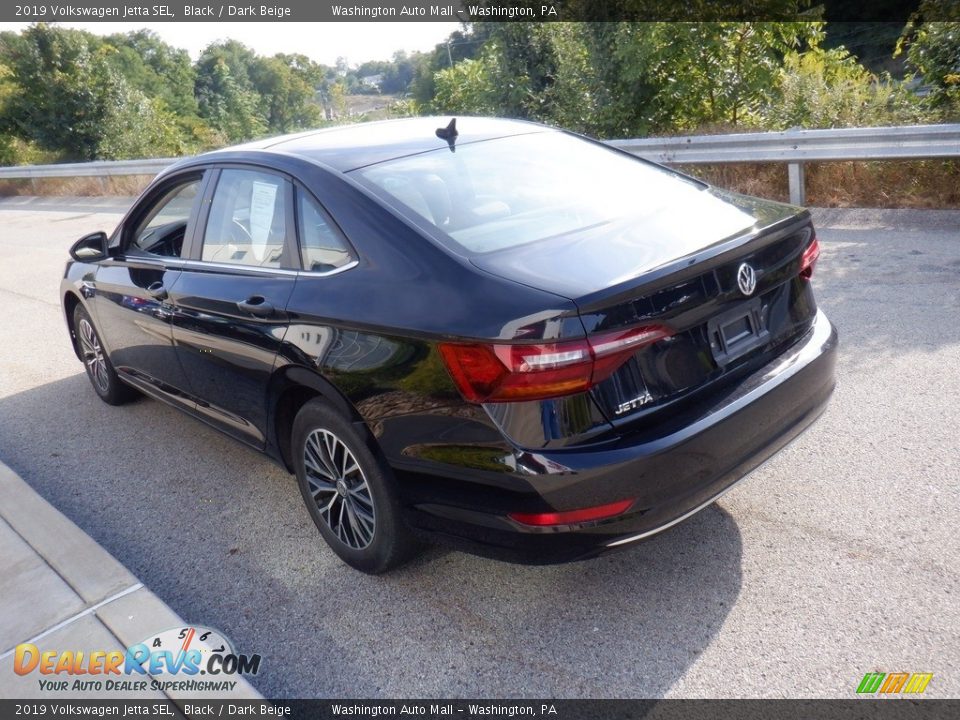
[3,0,958,24]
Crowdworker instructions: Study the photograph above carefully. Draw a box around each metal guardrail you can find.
[1,124,959,205]
[610,124,960,204]
[0,157,175,179]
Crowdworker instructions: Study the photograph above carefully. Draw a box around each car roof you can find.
[200,116,553,173]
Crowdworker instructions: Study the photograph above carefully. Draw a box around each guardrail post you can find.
[788,161,805,206]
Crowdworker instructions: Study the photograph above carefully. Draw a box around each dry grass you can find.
[0,174,153,197]
[680,159,960,208]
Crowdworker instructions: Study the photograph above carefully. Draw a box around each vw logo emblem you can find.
[737,263,757,296]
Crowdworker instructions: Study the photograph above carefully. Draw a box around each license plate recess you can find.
[707,298,769,366]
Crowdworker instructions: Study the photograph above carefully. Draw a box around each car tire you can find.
[292,399,418,574]
[73,305,139,406]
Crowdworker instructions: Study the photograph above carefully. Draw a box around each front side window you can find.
[297,188,355,272]
[130,177,202,258]
[202,169,290,268]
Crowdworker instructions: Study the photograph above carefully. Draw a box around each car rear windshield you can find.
[353,131,706,255]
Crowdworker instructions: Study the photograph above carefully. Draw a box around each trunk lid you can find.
[470,189,800,299]
[471,189,819,428]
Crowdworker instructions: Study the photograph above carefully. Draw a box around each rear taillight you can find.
[800,236,820,281]
[439,325,671,403]
[509,498,635,526]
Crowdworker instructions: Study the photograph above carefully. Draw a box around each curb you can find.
[0,459,263,702]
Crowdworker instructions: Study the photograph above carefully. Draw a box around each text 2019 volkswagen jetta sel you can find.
[61,117,837,573]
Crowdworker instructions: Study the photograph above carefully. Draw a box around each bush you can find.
[765,48,933,129]
[763,48,932,130]
[431,54,500,116]
[898,15,960,119]
[97,83,191,160]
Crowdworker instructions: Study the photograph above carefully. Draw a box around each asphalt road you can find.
[0,196,958,698]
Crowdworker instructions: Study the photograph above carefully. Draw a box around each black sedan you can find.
[61,117,837,573]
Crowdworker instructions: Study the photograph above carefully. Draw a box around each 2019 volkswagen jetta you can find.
[61,117,837,573]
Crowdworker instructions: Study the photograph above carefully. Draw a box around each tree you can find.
[424,21,825,136]
[382,51,418,94]
[411,30,482,105]
[195,55,266,143]
[766,47,930,129]
[103,29,198,117]
[96,83,188,160]
[429,24,601,132]
[0,24,201,161]
[1,24,115,159]
[898,2,960,116]
[0,53,16,164]
[250,55,321,132]
[604,22,825,134]
[432,55,499,115]
[195,41,269,142]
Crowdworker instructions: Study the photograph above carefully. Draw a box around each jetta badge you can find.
[737,262,757,296]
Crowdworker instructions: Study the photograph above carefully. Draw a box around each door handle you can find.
[146,282,168,301]
[237,296,275,317]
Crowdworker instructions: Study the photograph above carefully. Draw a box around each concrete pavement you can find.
[0,459,262,701]
[0,196,957,698]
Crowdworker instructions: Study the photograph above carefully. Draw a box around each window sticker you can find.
[249,180,279,260]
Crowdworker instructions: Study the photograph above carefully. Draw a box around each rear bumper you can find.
[402,309,838,563]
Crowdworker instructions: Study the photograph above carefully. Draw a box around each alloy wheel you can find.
[78,318,110,394]
[303,428,376,549]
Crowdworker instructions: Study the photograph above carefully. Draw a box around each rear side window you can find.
[201,169,291,268]
[296,188,355,272]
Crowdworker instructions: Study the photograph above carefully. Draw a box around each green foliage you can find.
[0,135,56,166]
[0,132,16,165]
[1,24,218,161]
[250,55,322,133]
[194,40,264,142]
[423,19,941,138]
[353,52,419,95]
[2,24,116,159]
[96,83,187,160]
[605,22,825,134]
[426,22,828,136]
[327,81,348,121]
[102,30,198,117]
[430,24,603,133]
[432,54,499,115]
[0,19,949,169]
[0,56,13,161]
[382,51,419,95]
[898,4,960,117]
[195,41,328,137]
[487,24,600,130]
[195,57,267,143]
[387,98,422,118]
[410,30,480,106]
[767,48,932,129]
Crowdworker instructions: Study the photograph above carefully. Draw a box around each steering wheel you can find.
[228,218,254,245]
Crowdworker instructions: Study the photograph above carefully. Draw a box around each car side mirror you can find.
[70,231,109,262]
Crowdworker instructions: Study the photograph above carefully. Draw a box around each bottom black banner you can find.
[1,700,958,720]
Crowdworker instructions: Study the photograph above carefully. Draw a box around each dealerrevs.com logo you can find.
[13,626,261,694]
